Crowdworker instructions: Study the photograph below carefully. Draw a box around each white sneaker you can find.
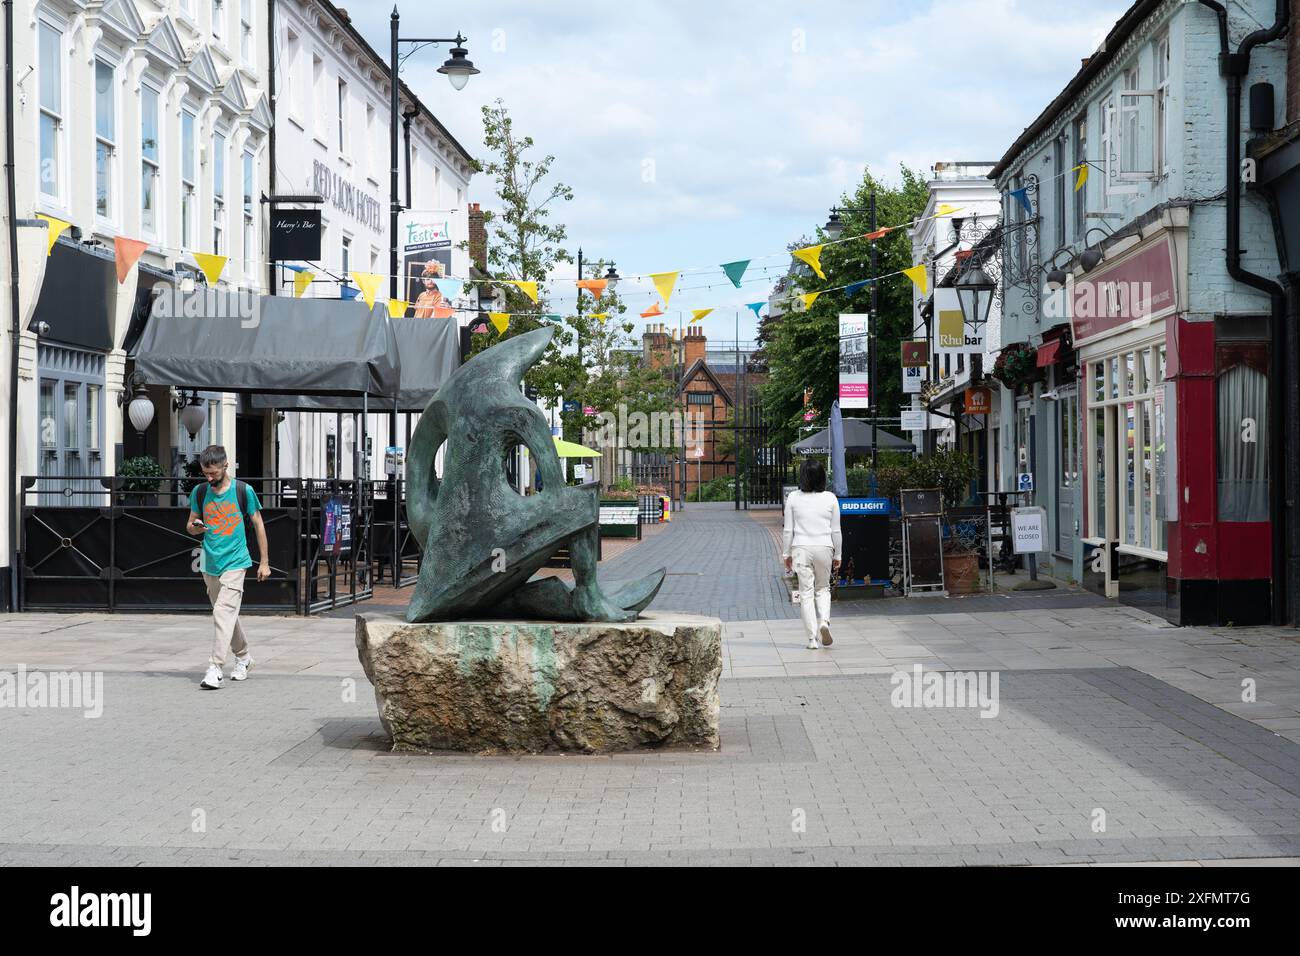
[806,637,820,650]
[200,665,223,690]
[819,622,833,647]
[230,654,253,681]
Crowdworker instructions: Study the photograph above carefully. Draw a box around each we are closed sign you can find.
[1011,507,1046,554]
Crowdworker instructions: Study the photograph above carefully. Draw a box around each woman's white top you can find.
[782,490,842,560]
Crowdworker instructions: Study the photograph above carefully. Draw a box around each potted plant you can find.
[117,456,164,506]
[600,476,641,538]
[942,529,982,595]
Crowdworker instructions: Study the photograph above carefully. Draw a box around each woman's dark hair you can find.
[798,458,827,494]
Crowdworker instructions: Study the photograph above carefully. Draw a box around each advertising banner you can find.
[838,313,870,409]
[398,212,456,317]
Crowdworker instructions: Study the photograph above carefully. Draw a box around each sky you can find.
[341,0,1131,343]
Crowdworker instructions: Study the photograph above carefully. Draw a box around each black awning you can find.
[130,294,400,397]
[32,240,118,351]
[250,317,460,412]
[791,418,916,455]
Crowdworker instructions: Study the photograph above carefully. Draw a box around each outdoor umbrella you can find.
[790,418,915,455]
[553,437,603,458]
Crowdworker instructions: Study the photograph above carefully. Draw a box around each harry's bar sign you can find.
[313,160,382,232]
[269,209,321,261]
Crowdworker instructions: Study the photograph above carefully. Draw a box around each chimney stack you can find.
[684,325,707,369]
[467,203,487,274]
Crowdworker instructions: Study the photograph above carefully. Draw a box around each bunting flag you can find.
[432,306,455,319]
[113,236,148,284]
[745,301,765,320]
[434,278,465,301]
[721,259,750,288]
[799,291,821,311]
[387,299,409,318]
[34,214,72,255]
[689,308,713,324]
[792,244,826,280]
[351,272,384,310]
[504,280,539,303]
[192,252,228,286]
[293,269,315,298]
[591,312,608,323]
[934,203,962,218]
[902,264,928,297]
[640,303,664,319]
[488,312,510,334]
[339,285,361,301]
[864,227,892,241]
[575,278,607,299]
[1074,163,1089,192]
[845,279,872,297]
[542,313,563,322]
[649,271,679,307]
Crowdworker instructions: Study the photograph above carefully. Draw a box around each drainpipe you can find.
[1198,0,1290,624]
[5,0,21,612]
[266,0,276,296]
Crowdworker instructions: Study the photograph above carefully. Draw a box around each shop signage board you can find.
[900,409,929,431]
[269,209,322,261]
[964,387,992,415]
[838,313,870,409]
[838,498,892,514]
[1010,506,1047,554]
[1071,235,1177,345]
[903,365,926,394]
[384,446,405,476]
[934,287,985,354]
[901,341,929,367]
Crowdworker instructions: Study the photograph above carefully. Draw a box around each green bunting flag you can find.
[720,260,750,288]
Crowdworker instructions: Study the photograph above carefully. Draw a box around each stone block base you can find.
[355,613,722,754]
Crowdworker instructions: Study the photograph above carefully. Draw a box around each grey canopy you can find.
[791,418,916,455]
[250,317,460,411]
[130,294,400,398]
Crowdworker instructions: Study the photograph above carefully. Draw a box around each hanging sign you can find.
[838,313,870,409]
[964,387,992,415]
[399,211,455,309]
[384,446,405,476]
[900,409,930,431]
[901,340,930,367]
[903,366,926,395]
[269,209,322,261]
[934,287,985,354]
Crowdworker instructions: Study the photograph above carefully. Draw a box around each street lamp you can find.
[955,263,996,328]
[117,372,155,436]
[173,390,208,440]
[823,205,874,240]
[436,37,479,90]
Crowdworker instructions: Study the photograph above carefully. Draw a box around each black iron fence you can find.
[20,475,391,615]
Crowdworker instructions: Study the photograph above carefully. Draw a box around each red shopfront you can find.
[1073,229,1271,625]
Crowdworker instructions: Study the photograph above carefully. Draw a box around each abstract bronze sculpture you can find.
[405,325,665,623]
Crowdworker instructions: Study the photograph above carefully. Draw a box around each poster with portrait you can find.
[398,212,455,317]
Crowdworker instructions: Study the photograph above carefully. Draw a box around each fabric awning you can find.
[130,295,400,398]
[250,317,460,412]
[1036,339,1062,367]
[791,418,915,455]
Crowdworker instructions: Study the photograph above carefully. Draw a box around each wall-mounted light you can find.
[118,371,155,435]
[172,389,207,439]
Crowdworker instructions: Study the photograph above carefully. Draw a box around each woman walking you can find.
[782,459,842,649]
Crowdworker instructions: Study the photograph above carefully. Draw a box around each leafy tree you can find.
[760,164,929,445]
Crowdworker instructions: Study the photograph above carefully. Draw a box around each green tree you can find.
[760,164,929,445]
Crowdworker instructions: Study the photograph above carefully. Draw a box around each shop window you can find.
[1216,363,1269,522]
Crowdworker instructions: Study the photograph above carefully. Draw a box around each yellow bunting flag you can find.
[351,272,384,310]
[113,237,149,284]
[1074,163,1089,192]
[488,312,510,334]
[591,312,608,324]
[34,214,72,255]
[799,292,821,311]
[293,270,315,297]
[505,280,539,303]
[935,204,962,217]
[192,253,227,286]
[903,264,929,297]
[576,278,607,299]
[689,308,713,324]
[387,299,409,318]
[792,244,826,280]
[649,271,679,307]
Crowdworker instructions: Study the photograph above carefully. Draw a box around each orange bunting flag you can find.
[488,312,510,334]
[799,292,821,311]
[388,299,409,318]
[689,309,713,324]
[114,237,149,284]
[576,278,607,300]
[903,264,929,297]
[792,245,826,280]
[865,227,892,241]
[649,271,679,307]
[640,304,664,319]
[34,214,72,255]
[193,253,227,286]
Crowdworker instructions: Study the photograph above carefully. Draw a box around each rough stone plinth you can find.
[356,613,722,754]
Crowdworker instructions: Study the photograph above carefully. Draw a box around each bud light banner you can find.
[838,313,870,409]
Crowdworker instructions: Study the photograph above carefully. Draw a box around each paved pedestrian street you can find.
[2,506,1299,866]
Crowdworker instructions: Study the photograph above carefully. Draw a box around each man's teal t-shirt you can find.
[189,481,261,575]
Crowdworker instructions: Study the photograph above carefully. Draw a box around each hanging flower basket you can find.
[992,342,1042,390]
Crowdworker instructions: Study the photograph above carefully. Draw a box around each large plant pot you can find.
[942,552,981,595]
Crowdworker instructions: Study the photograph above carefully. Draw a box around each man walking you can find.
[186,445,270,689]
